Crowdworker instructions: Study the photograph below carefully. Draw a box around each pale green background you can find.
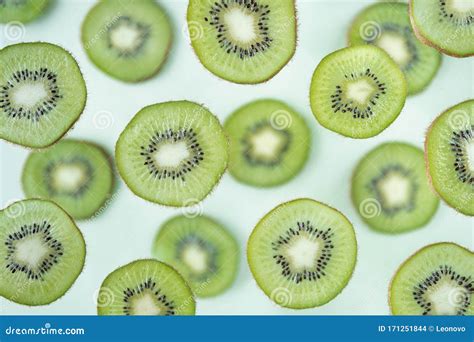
[0,0,472,315]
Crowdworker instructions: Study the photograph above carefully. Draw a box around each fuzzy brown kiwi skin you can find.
[80,2,173,83]
[408,0,473,58]
[246,198,358,309]
[0,198,87,306]
[114,102,229,208]
[187,0,298,85]
[423,100,473,216]
[21,139,116,220]
[0,42,87,149]
[388,242,473,315]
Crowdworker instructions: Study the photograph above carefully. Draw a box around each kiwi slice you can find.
[187,0,297,84]
[97,259,195,315]
[247,198,357,309]
[0,199,85,306]
[152,215,239,298]
[0,0,50,23]
[22,139,114,220]
[310,45,407,139]
[409,0,474,58]
[390,242,473,315]
[115,101,228,207]
[425,100,474,216]
[81,0,172,82]
[352,142,439,233]
[348,3,441,95]
[224,99,310,187]
[0,42,87,148]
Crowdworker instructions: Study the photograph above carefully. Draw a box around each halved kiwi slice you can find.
[224,99,310,187]
[152,215,239,297]
[0,42,87,148]
[352,142,439,233]
[247,198,357,309]
[310,45,407,139]
[425,100,474,216]
[22,139,114,220]
[390,242,473,315]
[0,199,85,306]
[97,259,195,315]
[348,2,441,95]
[115,101,228,207]
[82,0,172,82]
[409,0,474,58]
[0,0,50,23]
[187,0,297,84]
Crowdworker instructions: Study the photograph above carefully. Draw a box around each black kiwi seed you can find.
[0,68,62,121]
[175,234,217,281]
[44,158,93,197]
[438,0,474,26]
[205,0,273,60]
[106,16,150,58]
[412,265,474,315]
[368,164,418,215]
[241,121,291,167]
[271,221,334,284]
[140,128,204,182]
[122,278,175,316]
[4,221,63,281]
[450,127,474,184]
[330,68,386,119]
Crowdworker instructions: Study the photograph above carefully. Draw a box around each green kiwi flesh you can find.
[348,2,441,95]
[0,199,85,306]
[425,100,474,216]
[0,0,50,23]
[247,198,357,309]
[115,101,228,207]
[310,45,407,139]
[0,42,87,148]
[352,142,439,233]
[81,0,172,82]
[409,0,474,58]
[22,139,114,220]
[224,99,310,187]
[152,215,239,298]
[97,259,195,315]
[187,0,297,84]
[390,242,473,315]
